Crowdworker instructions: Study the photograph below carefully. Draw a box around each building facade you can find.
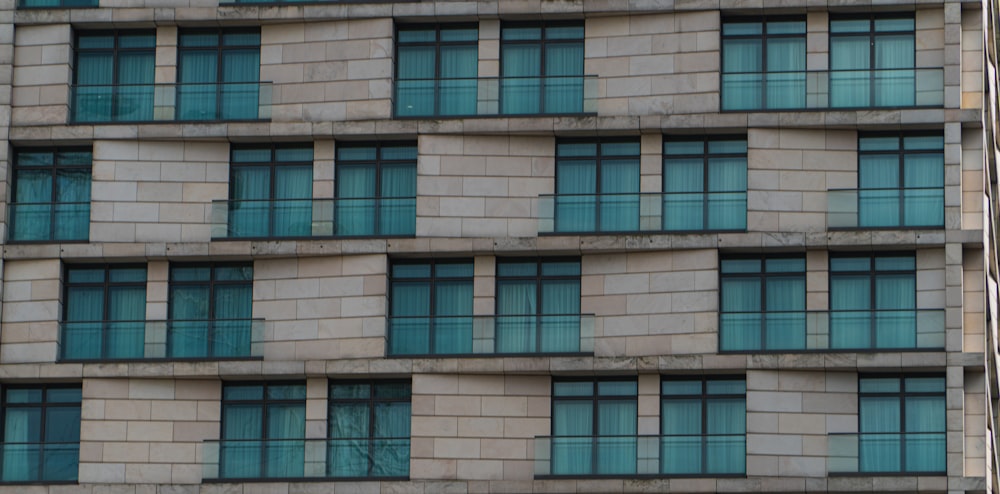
[0,0,995,492]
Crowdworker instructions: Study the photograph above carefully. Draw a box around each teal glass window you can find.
[830,14,915,107]
[857,375,945,473]
[228,144,314,238]
[555,139,640,233]
[72,30,155,122]
[500,22,584,114]
[830,253,916,349]
[495,259,581,353]
[335,143,417,237]
[550,378,637,475]
[719,256,806,351]
[0,385,81,483]
[9,148,91,242]
[721,17,806,110]
[177,29,261,121]
[168,263,253,358]
[857,133,944,228]
[663,136,747,231]
[661,377,746,475]
[19,0,95,8]
[395,25,479,117]
[220,382,306,479]
[328,381,411,478]
[388,260,474,356]
[62,265,147,360]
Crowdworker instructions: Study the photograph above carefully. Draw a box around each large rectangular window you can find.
[550,378,637,476]
[62,264,147,361]
[9,148,91,242]
[328,381,411,479]
[554,139,640,233]
[388,260,473,356]
[395,24,478,117]
[220,382,305,479]
[829,253,916,349]
[177,29,261,121]
[335,143,417,237]
[168,263,253,358]
[495,259,581,353]
[719,255,806,352]
[72,30,155,122]
[857,133,944,228]
[227,144,313,238]
[663,136,747,231]
[830,14,915,108]
[721,17,806,110]
[856,375,945,473]
[0,385,81,483]
[500,22,584,115]
[661,377,745,475]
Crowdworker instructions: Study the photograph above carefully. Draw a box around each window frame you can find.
[0,384,82,484]
[854,373,946,475]
[854,131,945,229]
[659,375,746,477]
[394,23,480,118]
[553,137,642,233]
[720,15,807,111]
[333,141,418,237]
[548,377,639,477]
[218,381,307,480]
[61,263,148,361]
[176,27,262,122]
[8,147,93,244]
[166,262,255,359]
[71,29,156,123]
[387,259,474,356]
[829,12,917,109]
[662,135,748,232]
[718,254,807,352]
[327,379,412,480]
[498,20,586,115]
[227,143,315,239]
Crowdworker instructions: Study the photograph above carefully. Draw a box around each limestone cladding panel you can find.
[416,134,554,238]
[11,24,71,125]
[964,370,987,476]
[583,249,718,358]
[91,140,228,244]
[410,373,549,481]
[79,378,221,484]
[961,127,985,230]
[262,18,392,122]
[960,8,984,109]
[745,370,857,478]
[0,258,61,363]
[586,12,720,116]
[962,248,985,353]
[255,254,386,361]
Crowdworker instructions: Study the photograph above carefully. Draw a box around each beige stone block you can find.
[434,438,481,459]
[435,395,481,416]
[412,416,458,437]
[102,441,150,463]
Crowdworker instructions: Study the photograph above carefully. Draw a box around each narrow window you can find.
[0,385,82,483]
[9,148,92,242]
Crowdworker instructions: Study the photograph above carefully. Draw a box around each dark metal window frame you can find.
[855,130,944,228]
[855,373,946,475]
[499,20,585,114]
[387,258,474,355]
[828,250,916,309]
[394,23,479,117]
[327,379,411,480]
[720,15,807,110]
[718,253,806,352]
[219,381,307,480]
[549,377,638,476]
[333,141,417,237]
[176,27,261,121]
[495,257,581,316]
[0,384,82,485]
[167,262,253,356]
[554,137,641,233]
[829,12,916,106]
[228,143,315,239]
[662,135,748,233]
[72,29,156,119]
[9,147,93,244]
[659,375,746,476]
[61,263,147,359]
